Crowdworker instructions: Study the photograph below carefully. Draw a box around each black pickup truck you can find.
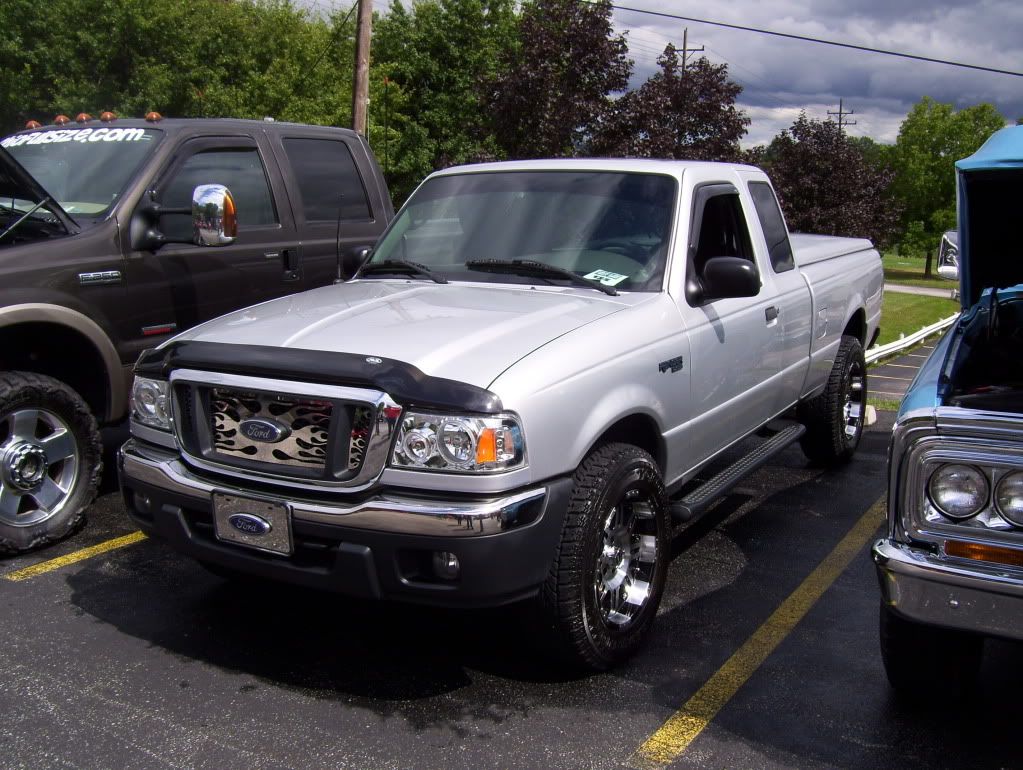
[0,116,393,553]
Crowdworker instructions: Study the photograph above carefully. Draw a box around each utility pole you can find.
[828,99,857,133]
[352,0,372,136]
[681,27,704,70]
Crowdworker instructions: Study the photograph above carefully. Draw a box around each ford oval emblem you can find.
[239,418,291,443]
[228,513,272,536]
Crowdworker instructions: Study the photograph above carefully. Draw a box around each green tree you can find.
[891,97,1005,270]
[484,0,630,158]
[0,0,355,132]
[373,0,517,200]
[762,113,901,249]
[589,47,747,160]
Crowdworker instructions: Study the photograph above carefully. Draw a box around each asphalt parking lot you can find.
[2,410,1021,770]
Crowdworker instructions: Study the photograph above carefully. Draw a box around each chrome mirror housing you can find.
[192,184,237,247]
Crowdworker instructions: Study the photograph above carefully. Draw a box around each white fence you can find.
[865,313,960,365]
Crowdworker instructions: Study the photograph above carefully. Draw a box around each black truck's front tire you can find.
[538,443,670,671]
[799,334,867,466]
[0,371,102,554]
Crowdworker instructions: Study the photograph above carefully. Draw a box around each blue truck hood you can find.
[955,125,1023,309]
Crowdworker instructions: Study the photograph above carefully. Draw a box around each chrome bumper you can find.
[873,539,1023,642]
[120,439,546,538]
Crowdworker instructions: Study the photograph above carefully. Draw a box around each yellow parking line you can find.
[629,496,886,769]
[3,531,147,582]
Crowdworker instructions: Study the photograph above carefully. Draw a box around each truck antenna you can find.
[334,194,345,284]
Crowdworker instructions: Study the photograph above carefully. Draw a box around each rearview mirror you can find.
[695,256,761,303]
[191,184,237,247]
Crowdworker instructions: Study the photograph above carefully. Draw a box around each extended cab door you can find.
[741,173,812,416]
[670,172,780,466]
[269,129,392,288]
[121,133,301,357]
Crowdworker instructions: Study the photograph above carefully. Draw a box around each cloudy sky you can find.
[608,0,1022,146]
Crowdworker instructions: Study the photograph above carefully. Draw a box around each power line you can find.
[600,2,1023,77]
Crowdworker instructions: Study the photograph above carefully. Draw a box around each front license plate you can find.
[212,492,293,556]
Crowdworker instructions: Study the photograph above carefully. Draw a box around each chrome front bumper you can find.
[873,539,1023,642]
[119,439,546,538]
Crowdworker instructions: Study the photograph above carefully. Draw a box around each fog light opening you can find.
[432,551,461,581]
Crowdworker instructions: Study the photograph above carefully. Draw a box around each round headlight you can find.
[928,464,989,520]
[438,419,478,467]
[401,427,437,465]
[995,471,1023,527]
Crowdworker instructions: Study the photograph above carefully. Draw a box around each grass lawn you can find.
[867,292,959,413]
[874,291,959,347]
[882,252,955,291]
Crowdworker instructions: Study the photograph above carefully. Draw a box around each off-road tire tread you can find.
[538,442,667,671]
[799,334,866,466]
[0,371,102,554]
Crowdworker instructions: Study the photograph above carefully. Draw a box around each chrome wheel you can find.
[843,357,866,442]
[594,488,659,628]
[0,407,79,528]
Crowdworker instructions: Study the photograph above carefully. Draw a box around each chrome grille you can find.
[348,407,372,470]
[212,388,331,470]
[168,369,402,490]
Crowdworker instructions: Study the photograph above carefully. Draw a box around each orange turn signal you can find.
[54,114,70,125]
[476,428,497,464]
[100,111,116,122]
[945,540,1023,568]
[75,112,92,123]
[25,120,41,129]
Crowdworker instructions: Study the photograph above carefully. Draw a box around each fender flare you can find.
[0,303,126,420]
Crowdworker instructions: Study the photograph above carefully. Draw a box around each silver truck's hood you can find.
[171,280,632,388]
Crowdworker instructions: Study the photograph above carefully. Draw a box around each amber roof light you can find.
[54,114,70,125]
[75,112,93,123]
[100,111,116,122]
[25,120,42,129]
[145,111,163,122]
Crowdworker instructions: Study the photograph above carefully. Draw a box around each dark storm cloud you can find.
[612,0,1022,144]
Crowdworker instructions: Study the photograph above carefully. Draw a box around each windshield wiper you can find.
[465,258,618,296]
[0,197,62,244]
[358,259,448,284]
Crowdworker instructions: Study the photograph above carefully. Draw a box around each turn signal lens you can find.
[945,540,1023,568]
[54,114,70,125]
[476,428,497,464]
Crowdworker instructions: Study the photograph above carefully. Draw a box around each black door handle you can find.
[765,306,779,323]
[282,248,300,281]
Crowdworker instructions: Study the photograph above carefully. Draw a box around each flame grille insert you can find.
[212,388,331,469]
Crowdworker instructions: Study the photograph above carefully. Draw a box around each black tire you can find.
[0,371,102,554]
[799,334,867,465]
[538,443,670,671]
[879,602,983,699]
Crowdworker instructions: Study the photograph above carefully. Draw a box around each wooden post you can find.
[352,0,372,136]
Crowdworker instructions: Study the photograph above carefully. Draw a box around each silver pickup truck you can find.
[119,159,882,669]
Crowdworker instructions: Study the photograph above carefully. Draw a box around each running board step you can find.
[669,422,806,523]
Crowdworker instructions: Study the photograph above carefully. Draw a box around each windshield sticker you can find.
[1,128,149,148]
[584,269,629,287]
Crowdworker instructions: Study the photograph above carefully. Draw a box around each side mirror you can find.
[695,256,760,303]
[937,264,958,281]
[341,246,373,280]
[192,184,237,246]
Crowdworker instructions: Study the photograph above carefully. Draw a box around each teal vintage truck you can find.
[875,124,1023,695]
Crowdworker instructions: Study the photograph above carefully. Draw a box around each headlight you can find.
[995,471,1023,526]
[391,412,525,473]
[130,376,172,431]
[927,464,989,520]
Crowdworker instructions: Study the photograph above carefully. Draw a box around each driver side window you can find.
[694,193,754,275]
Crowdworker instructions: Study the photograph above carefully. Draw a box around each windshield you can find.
[369,170,677,292]
[1,127,163,218]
